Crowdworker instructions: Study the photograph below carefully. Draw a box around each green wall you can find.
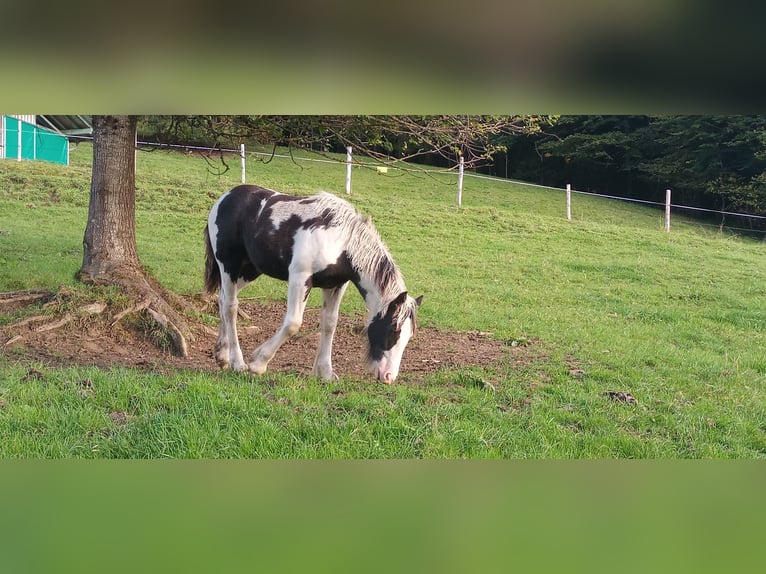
[2,116,68,165]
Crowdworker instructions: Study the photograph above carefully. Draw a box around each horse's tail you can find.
[204,224,220,295]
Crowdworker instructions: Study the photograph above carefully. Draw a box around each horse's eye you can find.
[385,328,398,349]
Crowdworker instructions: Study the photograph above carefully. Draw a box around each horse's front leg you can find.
[312,283,348,380]
[249,274,311,375]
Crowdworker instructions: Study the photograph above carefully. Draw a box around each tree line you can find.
[488,116,766,227]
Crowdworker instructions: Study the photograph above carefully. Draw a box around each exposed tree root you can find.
[111,298,151,326]
[3,335,23,347]
[201,325,219,337]
[0,289,54,306]
[237,307,251,320]
[35,314,73,332]
[2,269,193,358]
[7,302,108,335]
[145,307,189,357]
[73,262,193,357]
[80,302,108,315]
[11,315,50,328]
[31,303,105,333]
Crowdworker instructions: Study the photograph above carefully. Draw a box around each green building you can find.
[1,115,92,166]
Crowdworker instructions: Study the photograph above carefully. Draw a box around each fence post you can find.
[240,144,246,184]
[566,183,572,221]
[665,189,671,232]
[457,156,464,207]
[345,146,352,194]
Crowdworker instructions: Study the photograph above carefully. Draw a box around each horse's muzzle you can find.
[373,364,395,384]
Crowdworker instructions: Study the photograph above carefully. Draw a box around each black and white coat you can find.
[204,185,421,383]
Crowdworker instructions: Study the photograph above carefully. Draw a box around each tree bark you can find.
[76,115,191,357]
[80,115,141,281]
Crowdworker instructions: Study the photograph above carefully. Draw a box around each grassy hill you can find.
[1,142,764,457]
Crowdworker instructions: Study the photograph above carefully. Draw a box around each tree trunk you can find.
[77,115,191,357]
[80,115,140,281]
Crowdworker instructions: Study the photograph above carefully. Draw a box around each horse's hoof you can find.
[312,362,338,381]
[248,362,268,375]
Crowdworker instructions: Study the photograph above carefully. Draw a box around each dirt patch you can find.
[1,295,530,384]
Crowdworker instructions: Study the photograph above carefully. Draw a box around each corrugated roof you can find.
[37,115,92,136]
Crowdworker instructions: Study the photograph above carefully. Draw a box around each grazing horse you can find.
[204,184,422,383]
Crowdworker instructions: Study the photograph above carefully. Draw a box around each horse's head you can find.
[366,291,423,384]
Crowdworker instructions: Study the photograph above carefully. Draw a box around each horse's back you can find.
[210,186,352,227]
[211,184,276,223]
[208,186,355,284]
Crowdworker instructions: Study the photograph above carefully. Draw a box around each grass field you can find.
[1,142,765,458]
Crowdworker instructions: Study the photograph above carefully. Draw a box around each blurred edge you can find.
[0,461,764,574]
[0,0,764,113]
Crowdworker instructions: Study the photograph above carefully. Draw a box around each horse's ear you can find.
[414,295,423,307]
[387,291,408,315]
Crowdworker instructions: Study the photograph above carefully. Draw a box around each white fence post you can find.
[665,188,671,232]
[240,143,246,184]
[457,156,464,207]
[345,146,352,194]
[566,183,572,221]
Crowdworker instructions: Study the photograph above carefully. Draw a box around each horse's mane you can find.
[314,192,406,303]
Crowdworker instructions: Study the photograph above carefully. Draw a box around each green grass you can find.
[1,143,765,458]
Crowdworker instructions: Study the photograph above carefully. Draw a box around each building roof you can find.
[36,115,93,136]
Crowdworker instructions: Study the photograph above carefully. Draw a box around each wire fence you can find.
[465,172,766,236]
[67,135,766,237]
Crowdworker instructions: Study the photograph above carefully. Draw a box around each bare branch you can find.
[142,115,557,172]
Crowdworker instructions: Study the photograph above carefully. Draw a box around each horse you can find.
[203,184,422,383]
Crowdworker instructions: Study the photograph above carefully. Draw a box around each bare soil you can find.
[1,295,528,383]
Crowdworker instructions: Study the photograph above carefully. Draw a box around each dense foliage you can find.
[493,116,766,227]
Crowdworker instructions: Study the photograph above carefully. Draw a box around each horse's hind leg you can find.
[313,283,348,380]
[215,317,228,367]
[249,273,311,375]
[217,272,248,371]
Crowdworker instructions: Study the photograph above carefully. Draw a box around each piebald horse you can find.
[204,184,422,383]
